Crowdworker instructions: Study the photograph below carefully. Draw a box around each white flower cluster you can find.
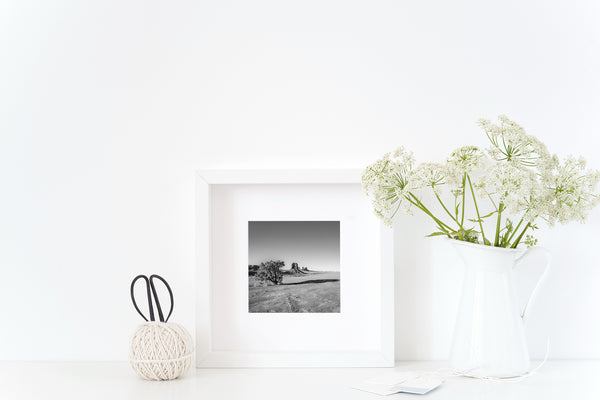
[477,160,542,222]
[362,147,417,226]
[476,117,600,227]
[413,162,446,194]
[477,115,551,168]
[362,116,600,247]
[541,155,600,225]
[445,146,485,186]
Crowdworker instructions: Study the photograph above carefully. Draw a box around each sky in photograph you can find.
[248,221,340,271]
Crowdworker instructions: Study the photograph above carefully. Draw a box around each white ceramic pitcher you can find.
[448,239,551,378]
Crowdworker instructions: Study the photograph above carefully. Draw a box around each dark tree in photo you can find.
[256,260,285,285]
[248,265,260,276]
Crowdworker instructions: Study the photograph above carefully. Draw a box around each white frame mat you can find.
[195,169,394,367]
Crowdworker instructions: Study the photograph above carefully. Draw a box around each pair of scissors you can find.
[130,274,174,323]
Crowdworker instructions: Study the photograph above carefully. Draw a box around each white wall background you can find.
[1,0,599,361]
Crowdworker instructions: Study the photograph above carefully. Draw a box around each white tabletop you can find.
[2,361,598,399]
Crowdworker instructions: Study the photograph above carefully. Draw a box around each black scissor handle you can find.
[149,274,174,323]
[130,274,155,322]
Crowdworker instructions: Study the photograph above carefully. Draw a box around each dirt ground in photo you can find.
[249,271,340,313]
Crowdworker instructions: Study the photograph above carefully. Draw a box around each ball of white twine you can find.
[129,322,194,381]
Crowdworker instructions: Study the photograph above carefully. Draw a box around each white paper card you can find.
[392,376,444,395]
[352,382,405,396]
[352,371,443,396]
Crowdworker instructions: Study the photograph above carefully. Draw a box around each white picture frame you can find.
[195,169,394,367]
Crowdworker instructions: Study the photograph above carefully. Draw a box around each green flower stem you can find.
[411,205,449,234]
[379,160,390,174]
[454,194,460,220]
[511,222,531,248]
[494,203,504,247]
[506,217,524,246]
[388,201,403,221]
[467,174,489,244]
[410,195,453,231]
[461,173,466,226]
[435,192,463,229]
[405,193,453,233]
[406,197,450,233]
[487,193,498,210]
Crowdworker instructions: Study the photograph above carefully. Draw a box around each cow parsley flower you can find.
[362,117,600,247]
[413,163,446,195]
[446,146,485,186]
[541,155,600,225]
[482,162,542,220]
[478,115,551,168]
[362,147,417,225]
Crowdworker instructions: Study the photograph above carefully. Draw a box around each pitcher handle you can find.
[514,246,552,320]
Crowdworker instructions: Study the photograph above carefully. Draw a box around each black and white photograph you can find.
[6,0,600,396]
[248,221,341,313]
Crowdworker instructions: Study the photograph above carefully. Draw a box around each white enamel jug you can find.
[448,239,551,378]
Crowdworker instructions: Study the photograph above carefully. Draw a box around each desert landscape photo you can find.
[248,221,340,313]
